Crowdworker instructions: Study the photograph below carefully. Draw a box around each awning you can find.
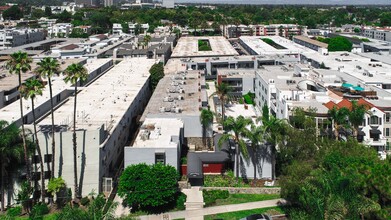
[370,129,381,135]
[358,129,366,136]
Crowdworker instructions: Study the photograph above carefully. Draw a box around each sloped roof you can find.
[323,98,376,111]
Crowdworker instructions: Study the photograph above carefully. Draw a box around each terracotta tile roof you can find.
[323,98,376,111]
[323,101,337,110]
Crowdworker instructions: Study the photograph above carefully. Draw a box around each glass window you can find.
[386,128,390,137]
[155,153,165,165]
[386,113,390,123]
[370,116,379,125]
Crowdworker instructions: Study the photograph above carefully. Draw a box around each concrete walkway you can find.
[182,187,204,211]
[137,198,285,220]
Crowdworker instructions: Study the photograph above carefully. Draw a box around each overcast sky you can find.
[176,0,391,5]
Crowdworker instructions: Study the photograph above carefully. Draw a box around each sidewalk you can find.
[137,199,285,220]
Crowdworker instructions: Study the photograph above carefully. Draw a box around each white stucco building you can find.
[34,58,155,198]
[124,118,184,170]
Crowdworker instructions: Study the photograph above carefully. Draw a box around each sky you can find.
[175,0,391,5]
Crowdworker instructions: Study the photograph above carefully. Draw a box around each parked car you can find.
[240,214,272,220]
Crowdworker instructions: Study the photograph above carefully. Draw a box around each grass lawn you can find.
[15,213,57,220]
[212,194,280,207]
[204,206,284,220]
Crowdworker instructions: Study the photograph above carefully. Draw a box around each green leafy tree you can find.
[219,116,252,179]
[2,5,22,20]
[19,78,46,202]
[328,36,353,52]
[44,6,52,17]
[281,140,388,219]
[200,109,214,148]
[56,10,72,23]
[36,57,60,178]
[149,63,164,91]
[63,63,88,200]
[118,163,179,213]
[31,9,45,19]
[6,51,33,185]
[0,121,24,212]
[47,177,66,198]
[69,28,89,38]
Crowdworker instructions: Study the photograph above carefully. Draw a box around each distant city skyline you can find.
[176,0,391,5]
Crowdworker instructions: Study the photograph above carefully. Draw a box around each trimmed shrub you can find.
[203,190,229,207]
[80,197,90,206]
[30,203,49,219]
[7,206,22,217]
[176,192,187,210]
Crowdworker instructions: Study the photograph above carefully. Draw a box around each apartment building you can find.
[225,24,306,39]
[0,28,45,49]
[128,23,149,35]
[112,23,123,35]
[124,118,184,170]
[34,58,155,199]
[364,28,391,42]
[48,23,73,38]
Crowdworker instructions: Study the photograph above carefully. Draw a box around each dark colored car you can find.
[240,214,272,220]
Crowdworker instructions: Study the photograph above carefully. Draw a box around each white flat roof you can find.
[131,118,183,148]
[171,36,238,58]
[240,36,313,55]
[303,51,391,84]
[38,58,155,131]
[0,58,111,125]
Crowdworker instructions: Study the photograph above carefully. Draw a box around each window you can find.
[386,128,390,137]
[155,153,165,165]
[362,119,366,126]
[386,113,390,123]
[102,177,112,193]
[44,154,52,163]
[370,116,379,125]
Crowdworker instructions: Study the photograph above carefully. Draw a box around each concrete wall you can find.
[36,128,102,197]
[202,187,280,194]
[124,147,180,170]
[235,145,272,179]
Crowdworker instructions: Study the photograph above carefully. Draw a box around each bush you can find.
[203,190,229,207]
[243,93,254,105]
[80,197,90,206]
[7,206,22,217]
[175,192,187,210]
[30,203,49,220]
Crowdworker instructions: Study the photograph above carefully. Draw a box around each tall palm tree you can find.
[348,101,367,140]
[243,122,265,182]
[218,116,252,179]
[0,121,24,211]
[210,83,231,128]
[63,63,88,200]
[19,78,46,202]
[328,106,349,141]
[36,57,60,179]
[200,109,214,148]
[6,51,32,185]
[259,105,287,180]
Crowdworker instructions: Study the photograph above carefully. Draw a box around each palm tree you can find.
[0,121,24,211]
[143,35,151,47]
[328,106,349,141]
[218,116,252,179]
[63,63,88,200]
[36,57,60,179]
[348,101,367,140]
[259,105,287,180]
[243,122,265,182]
[210,83,231,128]
[200,109,214,149]
[6,51,32,185]
[19,78,46,202]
